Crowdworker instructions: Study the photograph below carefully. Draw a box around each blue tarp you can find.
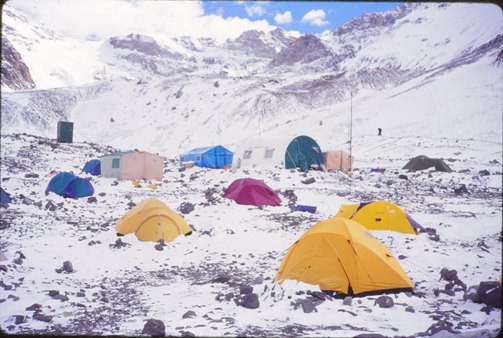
[82,159,101,175]
[1,188,11,204]
[180,145,233,169]
[45,172,94,198]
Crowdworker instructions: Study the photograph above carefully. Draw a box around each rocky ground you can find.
[0,133,501,337]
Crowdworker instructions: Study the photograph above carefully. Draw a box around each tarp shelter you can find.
[403,155,452,172]
[1,188,11,204]
[274,217,414,295]
[45,172,94,198]
[179,145,233,169]
[323,150,353,171]
[232,135,323,172]
[224,178,281,206]
[335,201,424,234]
[115,199,193,242]
[82,159,101,175]
[100,151,164,181]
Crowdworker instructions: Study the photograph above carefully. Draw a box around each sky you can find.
[6,0,402,42]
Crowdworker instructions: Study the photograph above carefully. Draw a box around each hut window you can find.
[264,149,274,158]
[195,155,202,162]
[243,150,252,159]
[112,158,120,168]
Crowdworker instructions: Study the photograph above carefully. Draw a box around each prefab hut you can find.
[232,135,324,172]
[179,145,233,169]
[100,151,164,181]
[323,150,353,171]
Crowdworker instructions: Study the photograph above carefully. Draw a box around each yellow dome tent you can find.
[115,199,193,242]
[335,201,424,234]
[275,217,413,295]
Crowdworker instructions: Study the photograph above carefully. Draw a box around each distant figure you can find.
[378,127,382,136]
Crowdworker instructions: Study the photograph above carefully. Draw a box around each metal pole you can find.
[349,92,353,173]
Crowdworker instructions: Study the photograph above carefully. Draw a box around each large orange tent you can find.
[274,217,413,295]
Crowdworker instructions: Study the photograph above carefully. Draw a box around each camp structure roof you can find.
[179,145,233,169]
[335,201,424,234]
[115,199,193,242]
[403,155,453,172]
[274,217,413,295]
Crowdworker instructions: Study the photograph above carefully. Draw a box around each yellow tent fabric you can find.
[336,201,418,234]
[115,199,192,242]
[274,217,413,295]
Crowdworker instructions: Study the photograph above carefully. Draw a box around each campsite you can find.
[0,132,501,337]
[1,1,502,337]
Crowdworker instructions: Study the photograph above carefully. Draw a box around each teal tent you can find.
[285,136,324,172]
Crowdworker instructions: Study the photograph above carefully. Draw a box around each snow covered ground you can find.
[0,132,501,337]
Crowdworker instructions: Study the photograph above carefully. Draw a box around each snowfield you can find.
[0,132,501,337]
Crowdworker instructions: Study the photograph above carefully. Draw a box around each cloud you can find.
[274,11,292,25]
[6,0,277,43]
[244,4,266,17]
[301,9,329,27]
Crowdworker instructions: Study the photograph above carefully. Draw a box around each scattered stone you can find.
[127,201,136,208]
[110,238,130,249]
[299,299,317,313]
[48,290,59,297]
[375,295,394,308]
[301,177,316,185]
[45,200,57,211]
[56,260,73,273]
[53,294,69,302]
[26,303,42,311]
[343,296,352,306]
[154,244,164,251]
[212,275,230,284]
[76,292,85,297]
[236,293,260,309]
[32,313,53,322]
[239,284,253,295]
[178,202,195,214]
[24,173,39,178]
[398,255,407,260]
[254,276,264,285]
[12,315,26,324]
[405,306,415,313]
[454,184,468,195]
[0,265,8,272]
[478,169,490,176]
[398,174,408,180]
[476,281,501,308]
[87,196,97,203]
[142,319,166,337]
[22,196,34,205]
[98,192,106,197]
[180,330,195,337]
[182,310,197,319]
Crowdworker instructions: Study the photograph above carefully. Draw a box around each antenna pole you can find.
[349,91,353,173]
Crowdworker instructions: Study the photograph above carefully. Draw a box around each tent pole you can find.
[349,92,353,173]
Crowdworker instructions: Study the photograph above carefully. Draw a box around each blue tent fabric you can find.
[83,159,101,175]
[45,172,94,198]
[1,188,11,204]
[285,136,324,172]
[180,145,233,169]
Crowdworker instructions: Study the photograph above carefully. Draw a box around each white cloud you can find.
[6,0,277,43]
[245,4,266,17]
[301,9,329,27]
[274,11,292,25]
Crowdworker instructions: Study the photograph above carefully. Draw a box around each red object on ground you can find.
[224,178,281,206]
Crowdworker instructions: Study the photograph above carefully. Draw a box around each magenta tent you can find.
[224,178,281,206]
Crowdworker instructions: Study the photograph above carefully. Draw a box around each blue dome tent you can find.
[1,188,11,204]
[179,145,233,169]
[82,159,101,175]
[45,172,94,198]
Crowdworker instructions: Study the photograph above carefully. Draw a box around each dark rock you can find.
[479,169,490,176]
[224,292,234,301]
[22,196,34,205]
[398,255,407,260]
[180,330,195,337]
[142,319,166,337]
[454,184,468,195]
[311,291,326,301]
[398,174,408,180]
[87,196,97,203]
[178,202,195,214]
[343,296,352,306]
[299,299,317,313]
[353,334,385,338]
[182,310,197,319]
[76,292,85,297]
[463,285,479,302]
[24,173,39,178]
[0,265,7,272]
[32,313,53,322]
[212,275,230,283]
[63,261,73,273]
[127,201,136,208]
[254,276,264,284]
[110,238,130,248]
[98,192,106,196]
[239,284,253,295]
[405,306,415,313]
[154,244,164,251]
[375,295,394,308]
[48,290,59,297]
[301,177,316,185]
[45,200,57,211]
[12,315,26,324]
[238,293,260,309]
[476,281,501,308]
[53,294,69,302]
[26,303,42,311]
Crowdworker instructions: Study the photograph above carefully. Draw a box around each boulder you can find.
[178,202,195,214]
[239,284,253,295]
[182,310,197,319]
[476,281,501,308]
[87,196,97,203]
[142,319,166,337]
[299,299,317,313]
[237,293,260,309]
[32,313,52,322]
[25,303,42,311]
[301,177,316,185]
[375,295,394,308]
[343,296,352,306]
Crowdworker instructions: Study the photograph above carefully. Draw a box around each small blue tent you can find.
[1,188,11,204]
[45,172,94,198]
[82,159,101,175]
[179,145,233,169]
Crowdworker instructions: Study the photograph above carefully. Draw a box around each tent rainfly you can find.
[100,151,164,181]
[323,150,353,171]
[82,159,101,176]
[274,217,414,295]
[403,155,452,172]
[224,178,281,206]
[179,145,233,169]
[1,187,11,204]
[45,172,94,198]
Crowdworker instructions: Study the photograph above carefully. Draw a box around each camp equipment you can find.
[289,205,317,213]
[179,145,233,169]
[323,150,353,171]
[45,172,94,198]
[335,201,424,234]
[115,199,192,242]
[403,155,452,172]
[82,159,101,175]
[100,151,164,181]
[224,178,281,206]
[57,121,74,143]
[275,217,414,295]
[1,188,11,204]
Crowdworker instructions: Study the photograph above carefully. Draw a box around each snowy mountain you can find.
[1,2,502,156]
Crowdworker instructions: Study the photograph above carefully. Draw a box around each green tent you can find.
[285,135,324,172]
[403,155,453,172]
